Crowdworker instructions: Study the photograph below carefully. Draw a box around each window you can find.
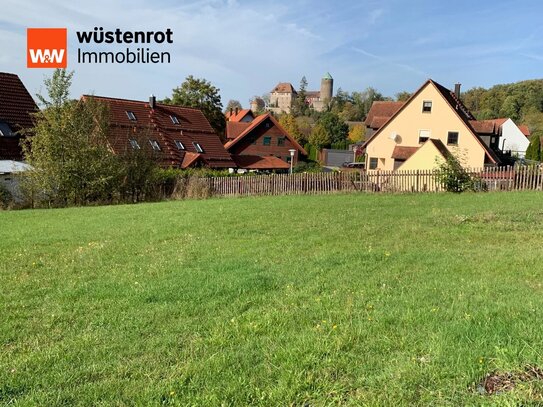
[129,139,140,149]
[369,157,378,170]
[149,139,161,151]
[193,142,204,153]
[447,131,459,145]
[174,140,185,150]
[419,129,430,144]
[170,115,180,124]
[0,121,13,136]
[278,137,285,146]
[422,101,432,113]
[263,136,271,146]
[126,111,137,121]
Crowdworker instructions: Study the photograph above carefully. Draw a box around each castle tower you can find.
[321,72,333,102]
[250,99,258,112]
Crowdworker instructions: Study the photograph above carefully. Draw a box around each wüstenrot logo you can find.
[27,28,67,68]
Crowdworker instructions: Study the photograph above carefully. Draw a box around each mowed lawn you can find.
[1,192,543,406]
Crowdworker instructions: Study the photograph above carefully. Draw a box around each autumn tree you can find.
[163,75,225,136]
[308,123,330,151]
[348,124,366,143]
[278,114,304,143]
[317,111,349,144]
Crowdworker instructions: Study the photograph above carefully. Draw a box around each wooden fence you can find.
[201,166,543,198]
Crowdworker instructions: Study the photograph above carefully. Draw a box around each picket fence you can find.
[201,166,543,198]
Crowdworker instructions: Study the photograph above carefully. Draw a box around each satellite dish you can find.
[389,132,400,143]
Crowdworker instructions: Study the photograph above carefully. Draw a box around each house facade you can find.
[224,112,306,168]
[84,95,235,169]
[362,80,502,171]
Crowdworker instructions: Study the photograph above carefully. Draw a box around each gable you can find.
[364,80,494,170]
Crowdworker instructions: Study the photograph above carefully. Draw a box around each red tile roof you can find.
[469,120,498,135]
[224,113,307,155]
[83,95,235,169]
[0,73,38,160]
[271,82,297,94]
[391,146,419,160]
[232,154,290,170]
[364,101,404,129]
[518,124,531,137]
[226,121,251,140]
[226,109,254,122]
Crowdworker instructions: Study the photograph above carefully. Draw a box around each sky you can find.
[1,0,542,107]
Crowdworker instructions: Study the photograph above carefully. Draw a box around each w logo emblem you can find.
[27,28,67,68]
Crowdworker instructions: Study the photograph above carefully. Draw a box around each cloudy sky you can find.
[1,0,542,107]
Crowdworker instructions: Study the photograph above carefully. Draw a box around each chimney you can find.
[454,83,461,98]
[149,94,156,109]
[235,107,239,115]
[229,108,233,117]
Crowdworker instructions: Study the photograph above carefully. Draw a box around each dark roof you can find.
[391,146,419,160]
[0,73,38,160]
[232,154,290,170]
[427,138,453,159]
[224,113,307,155]
[0,73,38,131]
[362,79,500,165]
[364,101,404,128]
[271,82,297,94]
[83,95,235,169]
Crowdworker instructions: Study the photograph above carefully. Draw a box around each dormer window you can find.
[126,111,137,121]
[174,140,185,150]
[149,139,161,151]
[0,121,13,136]
[170,115,180,124]
[193,142,204,153]
[422,101,432,113]
[129,139,140,149]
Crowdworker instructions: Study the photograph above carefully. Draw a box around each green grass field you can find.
[2,192,543,406]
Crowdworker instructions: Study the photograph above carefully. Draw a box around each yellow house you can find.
[362,80,501,171]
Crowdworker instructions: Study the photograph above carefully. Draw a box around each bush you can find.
[436,156,479,193]
[0,183,13,209]
[293,160,322,173]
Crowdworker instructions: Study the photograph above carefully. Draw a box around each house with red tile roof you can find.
[224,112,306,170]
[83,95,235,169]
[362,80,505,171]
[0,73,38,161]
[475,118,531,157]
[225,108,254,123]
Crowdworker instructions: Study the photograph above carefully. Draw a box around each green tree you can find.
[278,114,304,143]
[308,123,331,151]
[163,75,225,136]
[395,91,411,102]
[348,124,365,143]
[224,99,242,113]
[22,69,121,207]
[525,131,542,161]
[317,111,349,144]
[292,76,308,116]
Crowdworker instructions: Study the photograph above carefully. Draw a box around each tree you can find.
[525,131,542,161]
[163,75,225,136]
[292,76,308,116]
[317,111,349,144]
[224,99,242,113]
[295,116,313,142]
[278,114,304,143]
[348,124,365,143]
[22,69,122,207]
[308,123,330,151]
[395,91,411,102]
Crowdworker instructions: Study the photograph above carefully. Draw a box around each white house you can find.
[499,118,531,158]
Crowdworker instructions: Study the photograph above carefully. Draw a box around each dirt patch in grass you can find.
[477,365,543,395]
